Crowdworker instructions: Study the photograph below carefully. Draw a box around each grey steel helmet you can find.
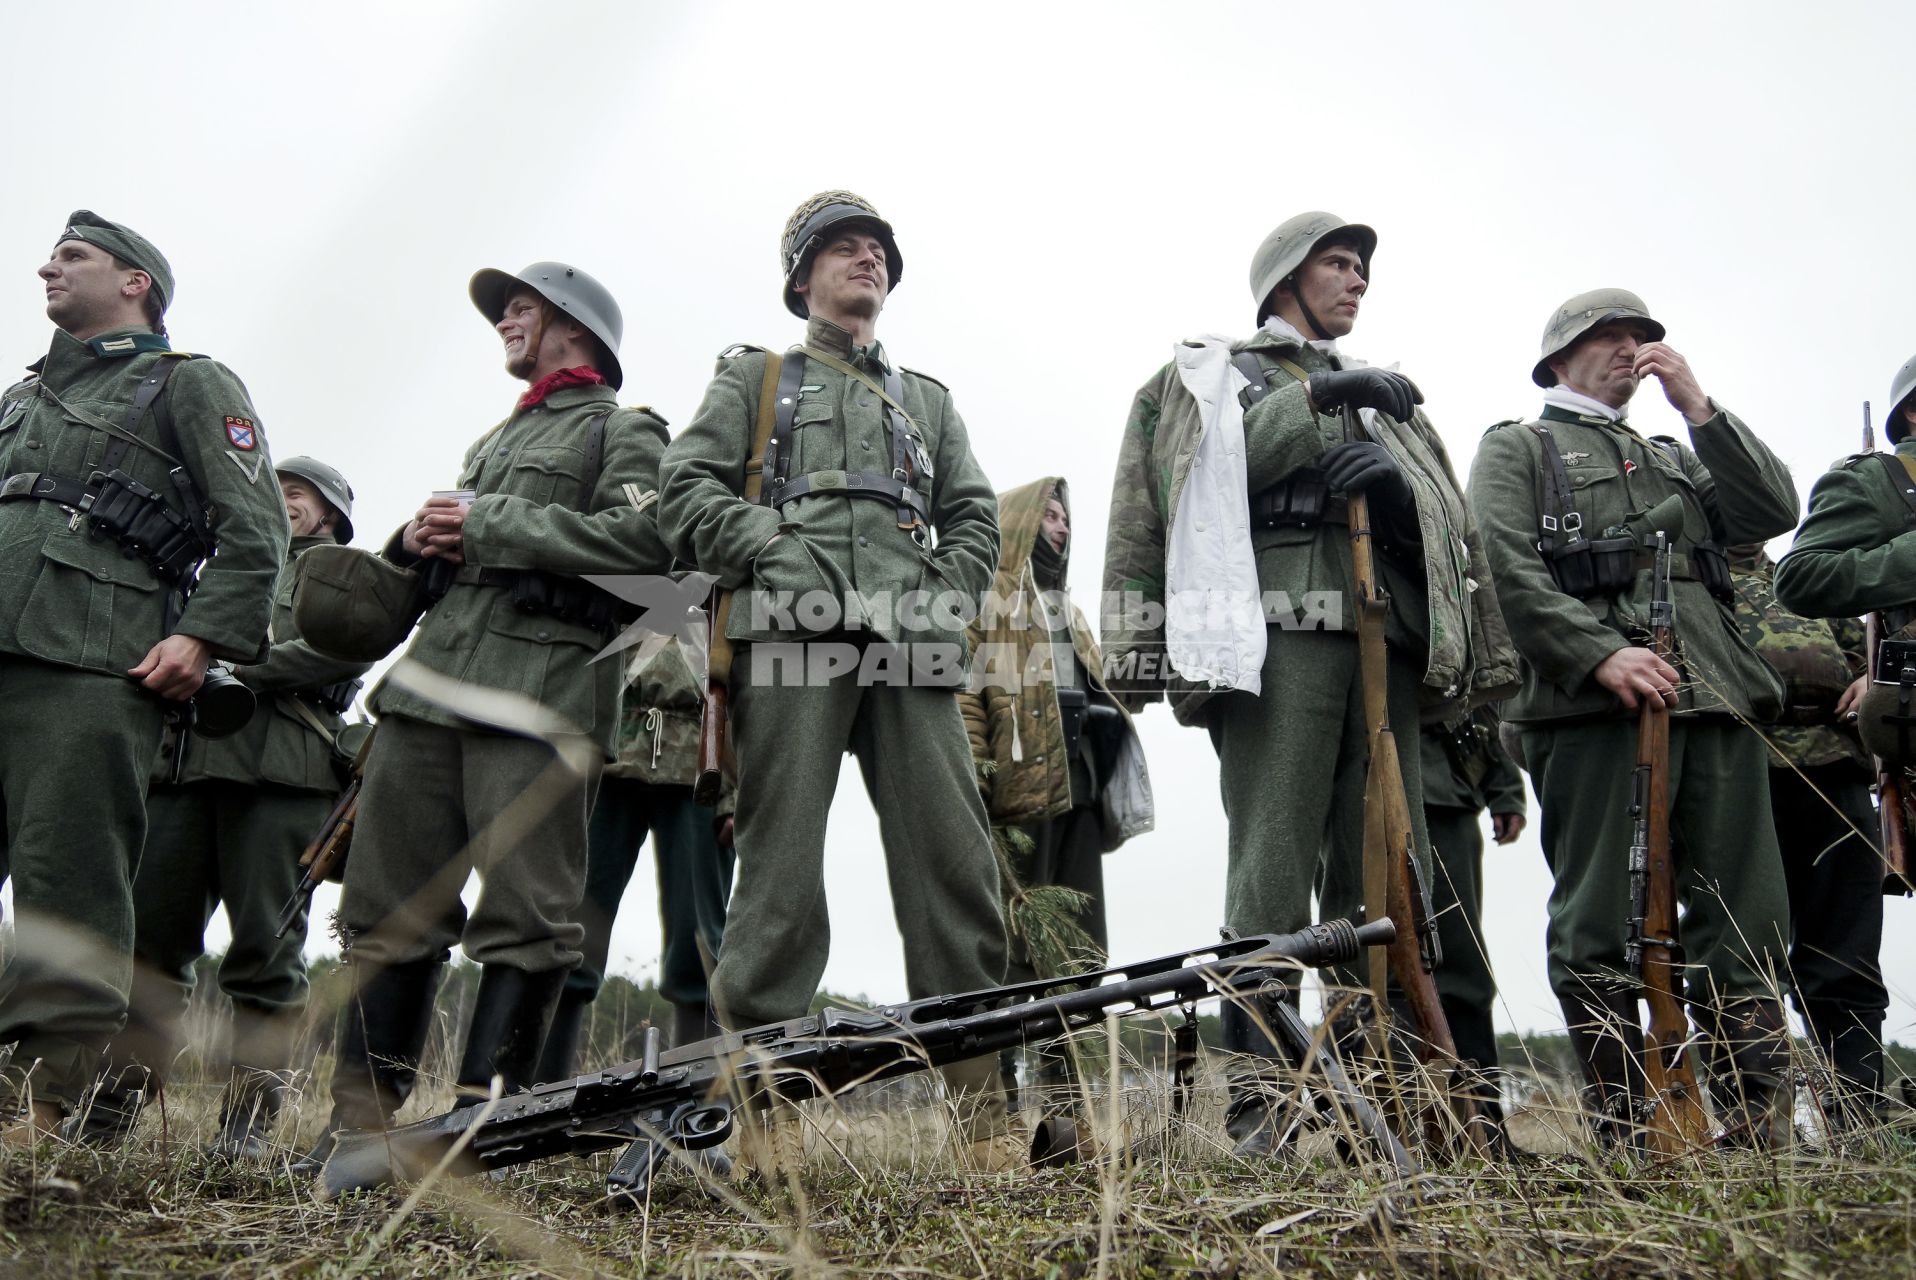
[1249,211,1377,326]
[1533,288,1666,389]
[275,455,356,544]
[470,262,625,390]
[780,191,903,319]
[1888,352,1916,443]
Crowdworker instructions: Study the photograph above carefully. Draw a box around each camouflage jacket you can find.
[155,533,372,792]
[0,326,289,674]
[659,317,999,674]
[1467,402,1797,724]
[957,477,1152,847]
[371,383,672,757]
[1774,440,1916,621]
[1729,547,1868,773]
[1419,706,1528,815]
[1101,326,1516,725]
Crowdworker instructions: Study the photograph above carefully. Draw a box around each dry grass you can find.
[3,1021,1913,1279]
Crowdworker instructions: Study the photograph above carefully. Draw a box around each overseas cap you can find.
[470,262,625,390]
[1533,288,1665,388]
[57,209,174,314]
[781,190,903,319]
[1249,211,1376,325]
[1888,352,1916,443]
[276,455,356,544]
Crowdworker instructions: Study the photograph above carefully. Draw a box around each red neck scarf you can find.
[518,366,606,410]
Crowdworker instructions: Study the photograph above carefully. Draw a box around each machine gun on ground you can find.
[317,918,1407,1200]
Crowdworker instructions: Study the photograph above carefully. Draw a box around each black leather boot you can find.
[671,1000,719,1049]
[211,1065,290,1160]
[1805,999,1886,1129]
[454,965,568,1105]
[294,956,443,1173]
[64,1059,154,1147]
[1221,990,1302,1158]
[536,983,592,1084]
[1561,992,1650,1151]
[1702,998,1790,1148]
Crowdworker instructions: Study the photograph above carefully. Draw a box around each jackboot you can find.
[1221,990,1302,1158]
[211,1065,291,1160]
[535,983,592,1084]
[1804,999,1886,1129]
[64,1060,154,1148]
[294,956,443,1173]
[671,1000,719,1049]
[453,965,568,1106]
[1561,992,1651,1150]
[1702,998,1790,1149]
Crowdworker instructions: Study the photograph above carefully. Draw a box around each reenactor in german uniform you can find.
[1418,706,1526,1129]
[302,263,672,1163]
[1727,543,1888,1126]
[74,457,369,1155]
[1101,212,1516,1155]
[659,192,1015,1173]
[1467,289,1799,1143]
[0,212,289,1141]
[958,477,1153,1159]
[537,633,735,1081]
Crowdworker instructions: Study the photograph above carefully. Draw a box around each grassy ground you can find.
[4,1043,1913,1279]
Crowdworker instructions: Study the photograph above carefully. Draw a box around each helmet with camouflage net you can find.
[275,455,355,544]
[1533,288,1666,389]
[1887,352,1916,443]
[780,191,903,319]
[469,262,625,390]
[1249,211,1377,326]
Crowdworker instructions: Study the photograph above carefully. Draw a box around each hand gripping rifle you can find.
[1862,401,1916,896]
[1339,405,1494,1156]
[274,725,377,938]
[316,918,1407,1199]
[1623,532,1712,1150]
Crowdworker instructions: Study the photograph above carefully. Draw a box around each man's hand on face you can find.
[1491,811,1527,845]
[402,496,467,563]
[129,633,212,700]
[1633,342,1712,425]
[1308,368,1423,423]
[1594,645,1681,710]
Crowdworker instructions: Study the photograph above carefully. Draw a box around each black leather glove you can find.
[1319,440,1411,504]
[1309,368,1423,422]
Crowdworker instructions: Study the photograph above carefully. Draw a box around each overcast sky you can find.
[3,2,1912,1046]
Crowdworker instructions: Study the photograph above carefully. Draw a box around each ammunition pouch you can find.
[1541,532,1636,599]
[0,466,213,587]
[1249,471,1346,529]
[1690,541,1734,605]
[1056,686,1089,763]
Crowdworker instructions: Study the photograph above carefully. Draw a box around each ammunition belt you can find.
[0,466,212,585]
[458,566,636,636]
[1249,473,1349,529]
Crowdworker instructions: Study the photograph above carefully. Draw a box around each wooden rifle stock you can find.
[1630,533,1712,1151]
[274,725,376,938]
[695,587,732,807]
[1341,406,1492,1155]
[1865,609,1915,895]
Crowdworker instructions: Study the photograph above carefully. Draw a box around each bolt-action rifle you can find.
[1339,405,1494,1155]
[1861,401,1915,896]
[1624,532,1712,1150]
[274,725,377,938]
[316,918,1408,1199]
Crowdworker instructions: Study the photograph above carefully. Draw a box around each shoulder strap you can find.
[758,353,802,505]
[581,409,612,500]
[100,352,190,473]
[1872,451,1916,526]
[1527,424,1584,546]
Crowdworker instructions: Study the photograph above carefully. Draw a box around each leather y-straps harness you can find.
[762,347,933,543]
